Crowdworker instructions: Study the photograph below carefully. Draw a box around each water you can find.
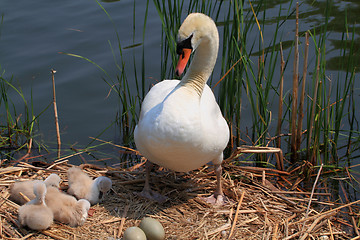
[1,0,359,163]
[0,0,161,148]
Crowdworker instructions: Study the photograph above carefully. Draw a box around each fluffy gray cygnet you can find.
[67,167,112,205]
[18,181,53,230]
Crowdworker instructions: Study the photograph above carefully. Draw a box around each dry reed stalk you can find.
[46,159,69,170]
[234,146,284,170]
[207,222,231,236]
[228,191,245,239]
[299,212,333,240]
[307,49,321,164]
[212,57,243,89]
[328,219,334,240]
[270,191,330,196]
[277,42,284,149]
[225,165,289,176]
[276,149,284,171]
[296,31,309,152]
[116,204,130,238]
[302,163,323,231]
[340,181,360,235]
[290,199,360,226]
[41,230,68,240]
[16,136,33,162]
[0,167,28,175]
[272,223,279,240]
[291,2,300,161]
[51,69,61,158]
[18,192,30,203]
[1,196,19,210]
[0,215,2,237]
[89,136,141,155]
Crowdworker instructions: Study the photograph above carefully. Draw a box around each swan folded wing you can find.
[199,85,230,158]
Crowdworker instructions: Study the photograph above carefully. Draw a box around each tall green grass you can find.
[152,0,359,168]
[62,0,359,171]
[0,67,47,161]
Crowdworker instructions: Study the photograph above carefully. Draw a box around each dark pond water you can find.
[1,0,359,164]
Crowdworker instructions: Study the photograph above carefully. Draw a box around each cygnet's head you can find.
[96,176,112,192]
[95,176,112,200]
[33,182,47,204]
[44,173,61,188]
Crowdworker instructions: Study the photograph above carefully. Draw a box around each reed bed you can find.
[0,155,355,239]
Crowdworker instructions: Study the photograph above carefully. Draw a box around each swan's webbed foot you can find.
[201,193,226,205]
[135,188,168,203]
[200,163,227,206]
[135,160,168,203]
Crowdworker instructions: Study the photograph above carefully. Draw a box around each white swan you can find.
[18,181,53,230]
[10,173,61,205]
[134,13,229,204]
[67,167,112,205]
[45,186,91,227]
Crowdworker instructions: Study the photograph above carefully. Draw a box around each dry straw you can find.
[0,157,352,239]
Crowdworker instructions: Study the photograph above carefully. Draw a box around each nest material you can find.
[0,160,354,239]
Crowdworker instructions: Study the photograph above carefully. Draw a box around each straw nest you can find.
[0,158,354,239]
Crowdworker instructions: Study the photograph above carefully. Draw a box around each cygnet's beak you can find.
[98,191,104,201]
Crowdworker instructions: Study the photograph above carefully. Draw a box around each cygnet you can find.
[67,167,112,205]
[10,173,61,205]
[18,181,53,230]
[45,186,91,227]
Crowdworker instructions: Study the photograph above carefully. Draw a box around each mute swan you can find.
[67,167,112,205]
[45,186,91,227]
[18,181,53,230]
[134,13,229,204]
[10,173,61,205]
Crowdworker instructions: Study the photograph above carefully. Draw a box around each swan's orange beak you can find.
[175,48,192,77]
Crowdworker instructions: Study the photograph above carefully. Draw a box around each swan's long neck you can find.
[180,32,218,97]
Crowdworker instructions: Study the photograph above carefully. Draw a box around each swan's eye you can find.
[176,34,193,55]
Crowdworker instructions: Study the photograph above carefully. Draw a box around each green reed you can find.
[0,67,48,160]
[63,0,359,169]
[152,0,359,168]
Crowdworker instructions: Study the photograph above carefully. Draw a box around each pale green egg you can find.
[123,226,146,240]
[139,217,165,240]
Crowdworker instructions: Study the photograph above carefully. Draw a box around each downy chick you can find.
[67,167,112,205]
[45,186,91,227]
[10,173,61,205]
[18,181,53,230]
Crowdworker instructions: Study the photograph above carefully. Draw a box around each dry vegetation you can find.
[0,152,357,240]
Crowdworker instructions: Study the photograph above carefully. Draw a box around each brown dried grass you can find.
[0,159,354,239]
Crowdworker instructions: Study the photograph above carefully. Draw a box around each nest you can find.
[0,158,355,239]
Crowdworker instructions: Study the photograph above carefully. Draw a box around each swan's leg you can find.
[214,164,224,199]
[202,163,225,205]
[136,161,168,203]
[143,160,152,193]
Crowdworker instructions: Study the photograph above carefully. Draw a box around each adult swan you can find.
[134,13,229,204]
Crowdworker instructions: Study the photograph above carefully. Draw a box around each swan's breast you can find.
[135,82,229,172]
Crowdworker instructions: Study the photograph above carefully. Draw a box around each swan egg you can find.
[139,217,165,240]
[123,226,146,240]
